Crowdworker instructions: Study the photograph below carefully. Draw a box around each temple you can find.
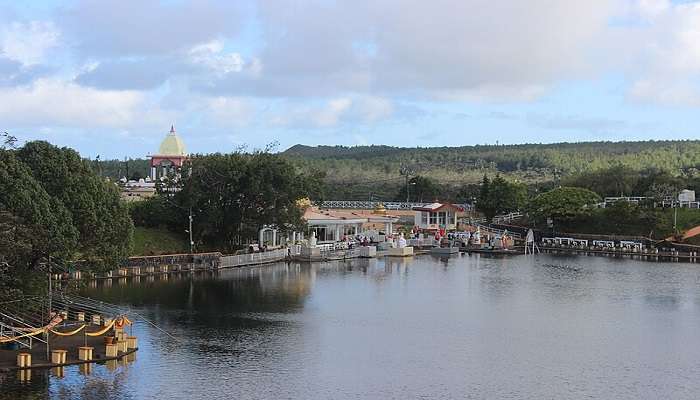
[150,125,187,180]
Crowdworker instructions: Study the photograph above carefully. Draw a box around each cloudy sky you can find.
[1,0,699,158]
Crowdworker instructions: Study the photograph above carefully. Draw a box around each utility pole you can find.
[188,207,194,254]
[406,174,410,203]
[400,164,413,203]
[674,205,678,235]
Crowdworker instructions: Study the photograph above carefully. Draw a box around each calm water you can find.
[4,254,700,399]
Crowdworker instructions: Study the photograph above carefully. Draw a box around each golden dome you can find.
[373,203,387,214]
[158,125,187,156]
[296,197,312,209]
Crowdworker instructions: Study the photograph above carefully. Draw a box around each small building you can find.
[258,207,399,247]
[149,125,188,180]
[679,189,696,203]
[120,179,156,202]
[412,202,463,231]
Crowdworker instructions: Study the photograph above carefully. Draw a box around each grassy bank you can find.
[131,227,188,256]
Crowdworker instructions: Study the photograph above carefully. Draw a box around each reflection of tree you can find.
[81,263,314,328]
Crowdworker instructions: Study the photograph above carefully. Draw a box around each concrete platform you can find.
[388,247,414,257]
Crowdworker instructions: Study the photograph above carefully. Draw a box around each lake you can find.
[3,253,700,399]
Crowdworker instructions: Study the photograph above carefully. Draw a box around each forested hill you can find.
[282,141,700,200]
[99,140,700,201]
[283,141,700,175]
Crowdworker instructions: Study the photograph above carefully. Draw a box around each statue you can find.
[309,231,317,247]
[397,232,407,248]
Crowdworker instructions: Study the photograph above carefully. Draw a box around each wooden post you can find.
[117,340,128,353]
[51,349,67,364]
[126,336,138,349]
[105,343,118,357]
[16,353,31,368]
[78,346,94,361]
[77,312,85,322]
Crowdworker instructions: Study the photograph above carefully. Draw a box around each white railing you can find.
[408,238,439,247]
[220,247,298,267]
[661,200,700,209]
[492,212,523,224]
[319,200,473,211]
[472,223,522,239]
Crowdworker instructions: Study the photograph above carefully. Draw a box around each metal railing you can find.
[319,200,473,210]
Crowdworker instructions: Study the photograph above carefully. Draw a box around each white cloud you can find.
[0,21,59,66]
[356,96,393,122]
[206,96,254,126]
[0,79,170,128]
[625,1,700,105]
[315,98,352,127]
[189,40,244,74]
[635,0,670,19]
[271,96,393,128]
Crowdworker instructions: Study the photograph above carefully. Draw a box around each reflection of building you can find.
[150,125,187,180]
[413,202,463,231]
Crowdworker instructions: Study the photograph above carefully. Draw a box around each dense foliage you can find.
[396,175,441,203]
[16,142,134,267]
[99,140,700,202]
[476,175,527,220]
[527,187,601,228]
[279,141,700,200]
[132,151,325,253]
[0,141,133,293]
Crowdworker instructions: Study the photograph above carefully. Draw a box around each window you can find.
[438,212,446,226]
[421,212,428,225]
[429,212,437,224]
[313,226,335,242]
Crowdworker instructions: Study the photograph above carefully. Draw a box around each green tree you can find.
[477,175,527,220]
[171,151,322,252]
[0,150,79,293]
[528,187,601,228]
[396,175,441,202]
[563,165,639,197]
[16,141,133,268]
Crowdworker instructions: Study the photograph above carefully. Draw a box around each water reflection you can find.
[4,255,700,399]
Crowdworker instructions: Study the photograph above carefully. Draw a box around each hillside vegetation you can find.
[99,140,700,201]
[283,141,700,200]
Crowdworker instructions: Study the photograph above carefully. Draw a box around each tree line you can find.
[130,151,325,253]
[0,138,133,294]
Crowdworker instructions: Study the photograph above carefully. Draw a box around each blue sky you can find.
[1,0,699,159]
